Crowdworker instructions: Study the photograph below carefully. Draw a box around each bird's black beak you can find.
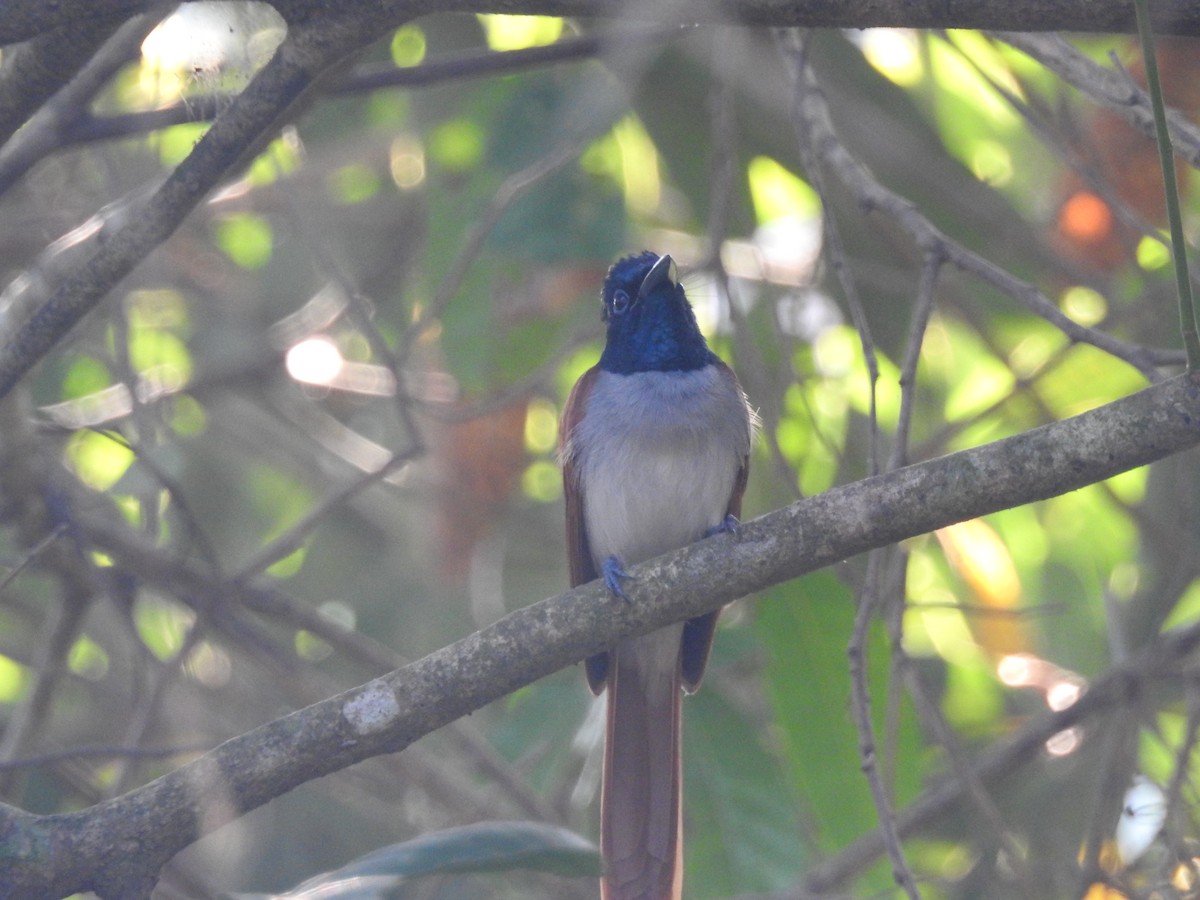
[637,254,678,300]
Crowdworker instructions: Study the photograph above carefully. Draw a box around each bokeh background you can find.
[1,5,1199,898]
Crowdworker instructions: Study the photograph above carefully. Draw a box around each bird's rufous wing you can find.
[559,365,608,693]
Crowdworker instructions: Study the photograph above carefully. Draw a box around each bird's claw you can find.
[602,556,634,601]
[706,514,740,539]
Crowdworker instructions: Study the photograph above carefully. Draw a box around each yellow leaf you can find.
[936,518,1027,657]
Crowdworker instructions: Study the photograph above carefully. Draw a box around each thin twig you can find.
[0,13,377,400]
[890,251,942,471]
[804,609,1200,893]
[901,660,1040,898]
[781,31,1176,383]
[1164,687,1200,856]
[0,588,92,792]
[779,30,882,476]
[230,455,407,582]
[846,549,921,898]
[0,741,214,773]
[394,117,623,366]
[996,32,1200,166]
[49,26,691,148]
[0,6,173,196]
[107,616,210,796]
[0,523,68,596]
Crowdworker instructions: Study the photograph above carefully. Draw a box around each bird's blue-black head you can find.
[598,251,715,375]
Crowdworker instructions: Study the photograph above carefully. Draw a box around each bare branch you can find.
[998,31,1200,167]
[778,31,1183,382]
[0,13,396,399]
[0,14,126,144]
[6,0,1200,45]
[801,613,1200,894]
[0,9,170,195]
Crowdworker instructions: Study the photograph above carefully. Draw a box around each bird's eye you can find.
[610,289,630,315]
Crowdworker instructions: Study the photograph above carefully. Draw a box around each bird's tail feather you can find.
[601,628,683,900]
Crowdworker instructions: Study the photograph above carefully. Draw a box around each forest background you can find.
[3,1,1200,898]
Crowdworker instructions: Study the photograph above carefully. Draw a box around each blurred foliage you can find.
[233,821,601,899]
[2,6,1200,900]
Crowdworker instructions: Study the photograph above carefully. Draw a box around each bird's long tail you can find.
[601,626,683,900]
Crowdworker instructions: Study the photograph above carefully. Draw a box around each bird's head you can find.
[598,252,712,375]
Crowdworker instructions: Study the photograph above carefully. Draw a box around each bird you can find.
[559,251,754,900]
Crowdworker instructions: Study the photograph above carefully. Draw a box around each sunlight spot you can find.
[970,139,1013,186]
[1045,727,1081,757]
[185,641,233,688]
[1060,285,1107,327]
[1046,679,1082,712]
[478,14,564,51]
[524,398,559,454]
[295,630,332,662]
[1173,862,1198,892]
[754,218,823,287]
[861,29,924,86]
[997,653,1034,687]
[747,156,820,224]
[390,24,426,67]
[66,430,135,491]
[1008,330,1061,379]
[1136,235,1171,270]
[389,135,426,189]
[937,519,1021,609]
[68,635,110,682]
[1058,192,1112,243]
[614,116,661,216]
[318,601,357,632]
[1108,562,1140,600]
[813,325,858,378]
[0,655,26,703]
[286,337,343,386]
[522,460,562,502]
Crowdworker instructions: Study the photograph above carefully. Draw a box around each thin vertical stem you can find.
[1132,0,1200,370]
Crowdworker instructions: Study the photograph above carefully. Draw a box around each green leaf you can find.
[327,163,383,205]
[61,356,111,399]
[256,822,599,899]
[389,24,426,67]
[754,572,923,875]
[213,212,273,269]
[684,683,806,895]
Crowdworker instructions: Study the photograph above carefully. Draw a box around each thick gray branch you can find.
[1,373,1197,898]
[4,0,1200,45]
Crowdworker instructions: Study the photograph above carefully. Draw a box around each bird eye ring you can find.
[610,289,630,315]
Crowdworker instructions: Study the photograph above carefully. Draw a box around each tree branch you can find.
[1,373,1197,898]
[998,31,1200,167]
[0,14,126,144]
[5,0,1200,44]
[0,9,168,194]
[0,12,397,400]
[800,612,1200,894]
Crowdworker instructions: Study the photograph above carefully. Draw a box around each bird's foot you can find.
[706,514,741,538]
[601,556,634,601]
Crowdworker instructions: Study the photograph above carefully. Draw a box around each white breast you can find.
[566,366,752,569]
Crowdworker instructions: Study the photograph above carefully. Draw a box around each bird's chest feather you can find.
[569,366,749,567]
